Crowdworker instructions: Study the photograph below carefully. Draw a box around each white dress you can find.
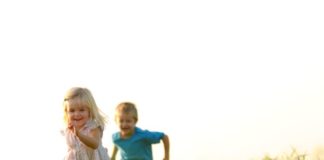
[64,120,110,160]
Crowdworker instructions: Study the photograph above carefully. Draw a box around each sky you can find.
[1,1,324,160]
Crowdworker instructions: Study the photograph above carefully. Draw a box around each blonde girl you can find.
[63,87,109,160]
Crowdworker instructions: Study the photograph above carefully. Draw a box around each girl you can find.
[63,87,109,160]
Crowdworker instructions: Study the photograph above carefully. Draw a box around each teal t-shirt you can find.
[112,127,164,160]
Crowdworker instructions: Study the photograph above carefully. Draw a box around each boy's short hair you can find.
[115,102,138,121]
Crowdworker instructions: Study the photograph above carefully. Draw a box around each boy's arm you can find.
[111,145,118,160]
[162,134,170,160]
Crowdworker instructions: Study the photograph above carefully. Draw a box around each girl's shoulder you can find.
[84,120,104,132]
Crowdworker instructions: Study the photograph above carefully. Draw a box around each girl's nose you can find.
[73,111,81,117]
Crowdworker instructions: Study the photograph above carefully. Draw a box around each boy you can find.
[111,102,170,160]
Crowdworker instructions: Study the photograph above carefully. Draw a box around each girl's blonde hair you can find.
[115,102,138,122]
[63,87,106,128]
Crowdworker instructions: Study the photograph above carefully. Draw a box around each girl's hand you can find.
[68,122,74,130]
[68,121,80,136]
[68,120,77,128]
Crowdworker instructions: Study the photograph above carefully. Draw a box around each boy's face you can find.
[115,112,137,138]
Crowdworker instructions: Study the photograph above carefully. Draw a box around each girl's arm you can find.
[162,134,170,160]
[111,145,118,160]
[75,127,101,149]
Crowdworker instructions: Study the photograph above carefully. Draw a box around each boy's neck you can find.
[120,128,135,139]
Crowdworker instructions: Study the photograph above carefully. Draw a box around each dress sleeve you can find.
[87,120,102,129]
[83,120,104,136]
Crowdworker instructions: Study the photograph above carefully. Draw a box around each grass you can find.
[261,147,307,160]
[257,145,324,160]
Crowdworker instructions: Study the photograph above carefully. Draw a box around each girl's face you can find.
[115,112,137,138]
[66,103,90,129]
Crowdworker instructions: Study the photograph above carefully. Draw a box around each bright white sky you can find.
[1,1,324,160]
